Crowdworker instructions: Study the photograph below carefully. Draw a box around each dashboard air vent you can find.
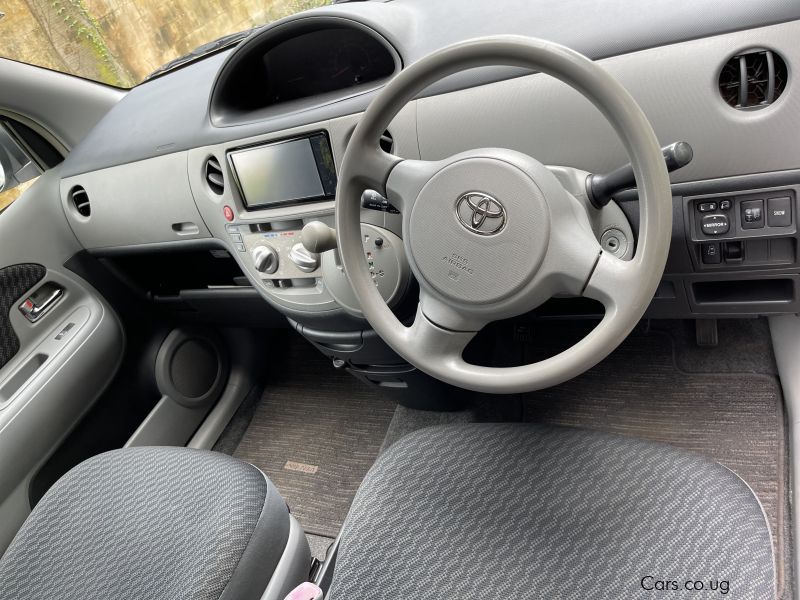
[719,50,787,110]
[380,130,394,153]
[70,186,90,217]
[205,156,225,195]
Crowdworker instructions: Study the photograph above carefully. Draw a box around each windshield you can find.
[0,0,331,88]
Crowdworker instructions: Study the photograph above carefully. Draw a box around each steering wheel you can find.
[336,36,671,394]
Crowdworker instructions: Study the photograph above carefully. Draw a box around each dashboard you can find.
[54,0,800,332]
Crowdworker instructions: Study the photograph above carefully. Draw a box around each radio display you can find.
[228,132,337,210]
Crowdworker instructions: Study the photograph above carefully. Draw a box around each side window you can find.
[0,122,46,212]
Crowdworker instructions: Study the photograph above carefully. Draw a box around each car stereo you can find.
[227,132,337,210]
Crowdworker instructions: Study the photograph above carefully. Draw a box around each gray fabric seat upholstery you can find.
[0,447,290,600]
[329,424,775,600]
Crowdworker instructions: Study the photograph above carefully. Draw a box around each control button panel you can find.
[225,223,246,252]
[240,228,317,280]
[690,189,795,241]
[688,188,797,270]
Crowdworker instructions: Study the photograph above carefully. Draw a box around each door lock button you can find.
[767,196,792,227]
[701,214,729,236]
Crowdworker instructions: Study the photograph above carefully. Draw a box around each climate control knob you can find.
[288,243,320,273]
[251,245,278,274]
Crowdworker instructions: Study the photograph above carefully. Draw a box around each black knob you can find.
[375,237,384,248]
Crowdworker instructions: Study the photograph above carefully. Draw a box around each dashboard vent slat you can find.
[719,50,787,110]
[70,186,90,217]
[205,156,225,195]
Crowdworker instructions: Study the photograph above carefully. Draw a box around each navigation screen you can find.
[228,133,336,209]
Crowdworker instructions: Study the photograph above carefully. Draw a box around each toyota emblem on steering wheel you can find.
[456,192,507,235]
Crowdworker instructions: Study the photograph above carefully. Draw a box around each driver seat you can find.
[327,424,775,599]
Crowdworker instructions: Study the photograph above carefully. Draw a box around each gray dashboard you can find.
[60,0,800,178]
[55,0,800,324]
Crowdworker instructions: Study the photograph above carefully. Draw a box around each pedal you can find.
[695,319,718,347]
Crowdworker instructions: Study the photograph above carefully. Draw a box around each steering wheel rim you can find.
[336,35,672,394]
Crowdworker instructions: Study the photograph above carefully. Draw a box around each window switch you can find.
[767,197,792,227]
[701,243,721,264]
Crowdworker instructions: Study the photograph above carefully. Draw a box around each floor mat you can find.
[520,319,791,598]
[232,334,396,538]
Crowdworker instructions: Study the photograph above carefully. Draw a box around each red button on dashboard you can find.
[223,205,234,222]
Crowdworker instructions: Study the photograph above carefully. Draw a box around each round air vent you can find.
[719,49,788,110]
[69,185,90,217]
[204,156,225,195]
[380,130,394,153]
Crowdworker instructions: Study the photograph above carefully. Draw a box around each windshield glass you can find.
[0,0,331,88]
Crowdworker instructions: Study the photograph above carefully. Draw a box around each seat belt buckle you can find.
[284,582,323,600]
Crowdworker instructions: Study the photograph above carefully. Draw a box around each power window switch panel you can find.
[767,197,792,227]
[741,199,764,229]
[701,243,721,264]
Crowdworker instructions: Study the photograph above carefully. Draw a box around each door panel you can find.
[0,264,46,368]
[0,167,123,550]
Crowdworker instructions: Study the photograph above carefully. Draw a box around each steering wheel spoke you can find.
[345,148,403,195]
[403,302,479,367]
[539,199,604,298]
[385,158,442,214]
[583,251,640,315]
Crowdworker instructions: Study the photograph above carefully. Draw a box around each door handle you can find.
[19,282,64,323]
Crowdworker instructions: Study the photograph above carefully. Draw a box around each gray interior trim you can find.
[0,167,124,551]
[415,21,800,185]
[58,1,800,177]
[60,151,211,249]
[188,331,259,450]
[0,59,122,151]
[312,534,340,593]
[768,314,800,600]
[616,168,800,203]
[259,516,312,600]
[123,395,213,448]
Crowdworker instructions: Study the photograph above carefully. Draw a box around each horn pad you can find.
[406,156,550,305]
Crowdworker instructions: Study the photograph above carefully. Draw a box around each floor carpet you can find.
[231,335,395,538]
